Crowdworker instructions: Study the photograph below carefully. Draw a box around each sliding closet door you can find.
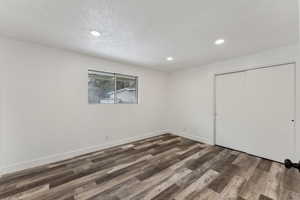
[216,64,295,162]
[243,64,295,162]
[215,71,248,153]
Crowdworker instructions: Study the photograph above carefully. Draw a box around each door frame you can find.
[213,62,297,159]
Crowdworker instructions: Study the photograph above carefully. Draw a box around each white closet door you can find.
[242,64,295,162]
[216,64,295,162]
[216,71,248,153]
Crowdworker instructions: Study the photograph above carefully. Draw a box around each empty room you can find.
[0,0,300,199]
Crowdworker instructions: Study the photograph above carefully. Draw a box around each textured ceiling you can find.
[0,0,298,71]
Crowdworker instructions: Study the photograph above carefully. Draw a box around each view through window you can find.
[88,70,138,104]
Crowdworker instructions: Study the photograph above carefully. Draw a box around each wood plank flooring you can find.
[0,133,299,200]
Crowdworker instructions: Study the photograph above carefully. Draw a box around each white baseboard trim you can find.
[1,130,169,175]
[173,131,213,145]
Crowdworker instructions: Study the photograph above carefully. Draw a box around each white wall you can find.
[297,0,300,161]
[1,36,299,175]
[0,37,169,174]
[167,45,299,159]
[0,50,4,170]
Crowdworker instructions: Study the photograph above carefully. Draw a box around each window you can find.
[88,70,138,104]
[116,75,138,104]
[88,71,115,104]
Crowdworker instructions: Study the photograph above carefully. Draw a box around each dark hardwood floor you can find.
[0,134,299,200]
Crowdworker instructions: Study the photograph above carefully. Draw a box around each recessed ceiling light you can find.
[90,30,101,37]
[215,39,225,45]
[166,57,174,61]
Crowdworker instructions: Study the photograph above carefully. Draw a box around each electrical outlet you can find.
[105,135,109,141]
